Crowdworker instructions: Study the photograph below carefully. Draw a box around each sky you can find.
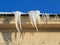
[0,0,60,13]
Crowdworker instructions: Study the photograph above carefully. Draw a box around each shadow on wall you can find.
[2,32,11,45]
[22,28,60,32]
[3,16,14,24]
[1,29,17,45]
[0,28,60,45]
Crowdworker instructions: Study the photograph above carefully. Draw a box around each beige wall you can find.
[0,28,60,45]
[0,16,60,45]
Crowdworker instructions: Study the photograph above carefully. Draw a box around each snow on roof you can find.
[0,11,58,15]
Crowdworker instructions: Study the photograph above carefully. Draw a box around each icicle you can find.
[14,11,22,32]
[44,15,46,23]
[44,14,49,23]
[46,14,49,23]
[34,10,41,24]
[32,12,38,32]
[18,12,22,31]
[28,11,35,27]
[15,11,20,32]
[33,10,41,31]
[28,11,38,32]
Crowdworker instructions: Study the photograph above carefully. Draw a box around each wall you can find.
[0,28,60,45]
[0,16,60,45]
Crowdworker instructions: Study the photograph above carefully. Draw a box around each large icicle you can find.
[18,12,22,31]
[14,11,22,32]
[32,11,38,32]
[28,11,35,27]
[34,10,41,31]
[34,10,41,24]
[15,11,20,32]
[28,11,39,32]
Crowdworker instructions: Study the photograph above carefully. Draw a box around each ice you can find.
[14,11,22,32]
[28,10,40,32]
[28,11,35,27]
[0,11,52,32]
[19,12,22,31]
[32,11,38,32]
[34,10,41,24]
[44,14,49,23]
[46,14,49,23]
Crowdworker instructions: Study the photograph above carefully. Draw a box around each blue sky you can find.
[0,0,60,13]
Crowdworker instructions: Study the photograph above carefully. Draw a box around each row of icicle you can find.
[14,10,49,32]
